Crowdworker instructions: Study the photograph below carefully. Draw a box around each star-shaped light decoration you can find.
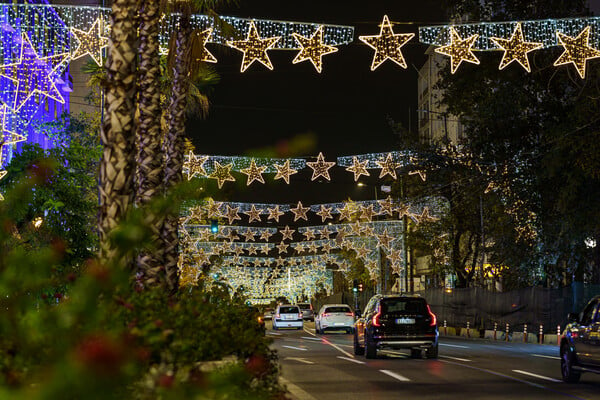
[375,153,400,179]
[276,241,289,254]
[319,226,332,239]
[259,230,273,241]
[209,161,235,188]
[244,204,263,223]
[275,256,286,267]
[378,196,395,216]
[274,159,298,184]
[224,205,241,224]
[184,152,208,180]
[359,15,415,70]
[490,22,542,72]
[554,26,600,79]
[418,207,440,223]
[227,21,281,72]
[434,27,480,74]
[193,28,218,64]
[194,248,211,265]
[376,228,395,250]
[345,156,370,181]
[321,241,333,254]
[396,203,410,218]
[267,205,285,222]
[199,228,213,242]
[234,245,245,256]
[205,198,222,218]
[359,204,376,222]
[227,229,240,241]
[240,159,267,185]
[280,225,295,241]
[242,229,256,242]
[337,202,355,222]
[354,245,370,260]
[316,205,333,222]
[70,18,109,66]
[306,152,335,181]
[294,242,306,254]
[302,228,315,240]
[188,205,204,222]
[350,221,364,235]
[409,170,427,181]
[1,105,25,146]
[292,25,338,73]
[246,245,258,255]
[308,242,319,254]
[290,201,310,221]
[259,243,270,255]
[0,33,68,112]
[362,225,375,236]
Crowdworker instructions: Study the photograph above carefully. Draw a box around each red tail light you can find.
[310,304,313,310]
[322,313,330,318]
[299,312,303,318]
[275,314,280,319]
[427,304,437,327]
[372,305,382,327]
[345,312,354,317]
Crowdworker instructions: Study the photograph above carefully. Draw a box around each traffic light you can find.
[210,219,219,234]
[358,283,363,292]
[352,279,358,293]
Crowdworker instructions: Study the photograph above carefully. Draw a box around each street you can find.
[269,321,600,400]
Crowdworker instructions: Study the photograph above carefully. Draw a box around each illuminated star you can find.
[490,22,542,72]
[242,228,256,242]
[274,159,298,184]
[376,228,395,250]
[375,153,400,179]
[319,226,332,239]
[337,202,355,222]
[280,225,295,241]
[359,15,414,70]
[227,21,281,72]
[0,33,67,111]
[276,241,289,254]
[267,205,285,222]
[351,221,364,235]
[434,27,480,74]
[294,242,306,253]
[316,205,333,222]
[275,256,286,266]
[418,207,440,223]
[362,224,375,236]
[303,228,316,240]
[241,159,267,185]
[234,245,246,255]
[308,242,319,254]
[346,156,370,181]
[292,25,338,73]
[360,204,376,222]
[188,205,203,221]
[1,105,25,146]
[378,196,395,216]
[306,152,335,181]
[409,170,427,181]
[227,229,240,241]
[355,245,370,260]
[396,203,410,218]
[184,151,208,180]
[246,245,258,255]
[554,26,600,79]
[290,201,310,221]
[224,205,241,224]
[259,243,270,255]
[70,18,109,66]
[259,230,273,241]
[244,204,263,223]
[321,242,333,253]
[194,28,218,63]
[209,161,235,188]
[205,198,222,218]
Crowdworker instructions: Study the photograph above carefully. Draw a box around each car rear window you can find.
[324,306,351,313]
[381,299,426,314]
[297,304,311,309]
[280,306,299,314]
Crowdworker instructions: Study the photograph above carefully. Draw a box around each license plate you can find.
[334,322,345,326]
[396,318,415,324]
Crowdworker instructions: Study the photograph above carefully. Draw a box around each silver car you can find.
[297,303,314,321]
[272,304,303,330]
[315,304,354,334]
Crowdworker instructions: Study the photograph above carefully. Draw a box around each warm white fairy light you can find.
[359,15,414,70]
[554,26,600,79]
[227,21,281,72]
[244,204,263,223]
[490,22,543,72]
[209,161,235,188]
[292,25,338,73]
[306,152,335,181]
[184,151,208,180]
[290,201,310,221]
[375,153,400,180]
[70,17,108,66]
[240,159,267,185]
[316,205,334,222]
[434,27,480,74]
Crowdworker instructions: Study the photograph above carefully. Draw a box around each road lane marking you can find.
[283,345,308,351]
[531,354,561,360]
[301,336,322,341]
[440,355,472,362]
[440,343,469,348]
[512,370,561,383]
[439,359,545,389]
[279,377,318,400]
[303,328,316,336]
[285,357,314,364]
[321,337,355,358]
[337,356,365,364]
[267,332,282,336]
[380,369,410,382]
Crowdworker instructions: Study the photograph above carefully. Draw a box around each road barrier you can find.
[506,323,510,342]
[539,324,544,344]
[493,322,497,340]
[523,324,527,343]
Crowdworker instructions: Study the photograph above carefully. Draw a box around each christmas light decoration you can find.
[184,151,208,180]
[303,228,316,240]
[490,22,543,72]
[307,242,319,254]
[554,26,600,79]
[227,21,281,72]
[277,241,289,254]
[241,229,256,242]
[409,170,427,181]
[376,228,395,250]
[206,198,222,218]
[70,17,108,66]
[292,25,338,73]
[359,204,376,222]
[434,27,480,74]
[316,205,333,222]
[243,204,263,223]
[417,207,440,223]
[260,230,273,241]
[240,159,267,185]
[1,105,25,146]
[375,153,400,179]
[378,196,395,216]
[188,205,204,222]
[359,15,414,70]
[224,205,241,224]
[267,205,285,222]
[209,161,235,188]
[294,242,306,254]
[290,201,310,221]
[280,225,295,241]
[345,156,370,181]
[275,257,285,266]
[319,226,332,239]
[273,159,298,184]
[194,28,218,63]
[306,152,335,181]
[260,243,270,255]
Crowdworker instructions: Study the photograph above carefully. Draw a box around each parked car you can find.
[354,294,438,359]
[272,304,303,330]
[297,303,314,321]
[560,295,600,382]
[315,304,354,334]
[263,307,274,320]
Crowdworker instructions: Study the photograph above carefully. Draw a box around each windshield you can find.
[381,299,426,314]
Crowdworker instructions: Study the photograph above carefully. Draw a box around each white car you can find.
[315,304,354,334]
[272,304,303,330]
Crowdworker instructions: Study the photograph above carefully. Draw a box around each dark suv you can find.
[354,294,438,359]
[561,295,600,382]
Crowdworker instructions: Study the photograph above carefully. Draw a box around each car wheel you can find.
[561,343,581,383]
[365,332,377,359]
[411,348,422,358]
[353,331,365,355]
[425,344,438,359]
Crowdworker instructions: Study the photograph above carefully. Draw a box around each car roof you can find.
[321,304,351,307]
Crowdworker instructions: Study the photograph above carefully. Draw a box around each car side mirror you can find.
[567,312,579,323]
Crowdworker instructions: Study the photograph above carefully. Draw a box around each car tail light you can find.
[426,304,437,327]
[275,313,280,319]
[299,312,303,318]
[322,313,330,318]
[345,312,354,317]
[258,316,263,324]
[310,304,313,310]
[372,305,382,327]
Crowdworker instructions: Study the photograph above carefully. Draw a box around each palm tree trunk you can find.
[136,0,165,287]
[162,14,192,291]
[98,0,138,265]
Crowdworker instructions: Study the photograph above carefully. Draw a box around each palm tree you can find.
[98,0,139,265]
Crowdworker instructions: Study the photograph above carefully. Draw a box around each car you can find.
[315,304,354,334]
[263,307,274,321]
[354,294,438,359]
[272,304,303,330]
[560,295,600,383]
[297,303,314,321]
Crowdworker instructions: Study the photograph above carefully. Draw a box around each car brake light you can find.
[345,312,354,317]
[275,314,280,319]
[310,304,313,310]
[426,304,437,327]
[322,313,330,318]
[372,305,381,327]
[299,312,303,318]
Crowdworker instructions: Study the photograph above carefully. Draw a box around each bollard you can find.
[523,323,528,343]
[493,322,497,340]
[539,324,543,344]
[444,320,447,335]
[557,325,561,346]
[506,323,510,342]
[466,321,470,338]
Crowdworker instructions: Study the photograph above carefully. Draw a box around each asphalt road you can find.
[267,321,600,400]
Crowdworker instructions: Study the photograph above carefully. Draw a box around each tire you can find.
[365,332,377,359]
[426,344,438,359]
[561,343,581,383]
[354,331,365,355]
[411,349,422,358]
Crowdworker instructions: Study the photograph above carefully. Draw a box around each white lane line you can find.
[337,356,365,365]
[532,354,561,360]
[380,369,410,382]
[322,338,355,358]
[283,345,308,351]
[439,359,545,389]
[512,370,561,383]
[285,357,314,364]
[279,377,318,400]
[301,336,322,341]
[267,332,282,336]
[440,355,472,362]
[440,343,469,348]
[303,328,316,336]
